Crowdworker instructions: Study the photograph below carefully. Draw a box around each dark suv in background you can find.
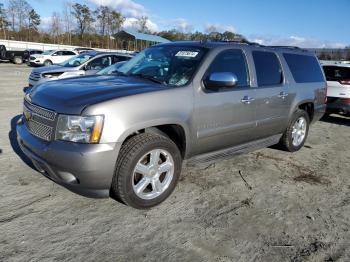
[17,41,326,208]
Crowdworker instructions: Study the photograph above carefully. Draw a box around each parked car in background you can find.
[0,45,42,64]
[322,63,350,116]
[24,49,43,63]
[73,47,95,54]
[18,42,326,208]
[29,50,78,66]
[28,51,134,87]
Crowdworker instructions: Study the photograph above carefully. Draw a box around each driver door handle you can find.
[241,96,255,104]
[278,91,289,99]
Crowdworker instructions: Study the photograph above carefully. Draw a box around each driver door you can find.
[192,48,256,155]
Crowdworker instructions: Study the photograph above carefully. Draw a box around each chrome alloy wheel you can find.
[132,149,175,200]
[291,116,307,147]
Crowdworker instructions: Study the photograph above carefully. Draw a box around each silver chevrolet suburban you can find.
[16,41,326,209]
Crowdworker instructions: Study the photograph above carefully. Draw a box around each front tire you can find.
[44,60,52,66]
[111,133,182,209]
[280,109,310,152]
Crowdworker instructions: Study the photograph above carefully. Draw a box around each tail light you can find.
[340,99,350,103]
[339,80,350,85]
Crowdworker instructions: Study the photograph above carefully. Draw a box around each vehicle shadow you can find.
[8,114,35,169]
[320,114,350,127]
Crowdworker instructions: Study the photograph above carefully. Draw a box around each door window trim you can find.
[252,50,285,88]
[201,48,251,93]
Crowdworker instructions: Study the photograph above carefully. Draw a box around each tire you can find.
[44,60,52,66]
[13,56,23,64]
[0,45,6,59]
[279,109,310,152]
[111,133,182,209]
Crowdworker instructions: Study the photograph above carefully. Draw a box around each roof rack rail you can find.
[269,45,301,49]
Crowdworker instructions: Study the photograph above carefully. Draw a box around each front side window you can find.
[205,49,249,87]
[283,53,324,83]
[253,51,283,86]
[118,46,208,87]
[86,56,113,70]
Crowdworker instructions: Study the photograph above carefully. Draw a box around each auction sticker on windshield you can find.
[175,51,199,57]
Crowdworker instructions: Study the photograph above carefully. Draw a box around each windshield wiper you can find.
[130,73,165,85]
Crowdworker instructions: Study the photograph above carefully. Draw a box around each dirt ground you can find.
[0,63,349,262]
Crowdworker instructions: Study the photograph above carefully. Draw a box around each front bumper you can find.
[16,118,121,198]
[326,97,350,115]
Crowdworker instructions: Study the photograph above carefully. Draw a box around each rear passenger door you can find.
[252,50,291,137]
[193,48,256,155]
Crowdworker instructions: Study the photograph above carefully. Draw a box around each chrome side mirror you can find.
[204,72,238,89]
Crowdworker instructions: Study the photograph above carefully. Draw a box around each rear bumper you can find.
[16,118,121,198]
[326,97,350,114]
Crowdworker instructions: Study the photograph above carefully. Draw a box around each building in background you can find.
[114,30,170,51]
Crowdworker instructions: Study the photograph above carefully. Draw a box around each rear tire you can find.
[44,60,52,66]
[111,133,182,209]
[279,109,310,152]
[13,56,23,64]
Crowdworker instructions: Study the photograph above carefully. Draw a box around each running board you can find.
[186,134,282,167]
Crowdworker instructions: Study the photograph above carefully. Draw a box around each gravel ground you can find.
[0,63,349,262]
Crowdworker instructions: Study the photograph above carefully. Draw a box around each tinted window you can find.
[113,55,130,63]
[323,66,350,81]
[283,53,324,83]
[252,51,283,86]
[86,56,113,70]
[206,49,249,87]
[63,51,76,56]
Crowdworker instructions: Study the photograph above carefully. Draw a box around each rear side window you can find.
[283,53,324,83]
[252,51,283,86]
[63,51,76,56]
[206,49,249,87]
[323,66,350,81]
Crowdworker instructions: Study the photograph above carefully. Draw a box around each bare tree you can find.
[50,12,62,44]
[7,0,31,31]
[137,16,149,33]
[62,1,73,45]
[0,3,9,39]
[94,5,109,36]
[107,10,124,35]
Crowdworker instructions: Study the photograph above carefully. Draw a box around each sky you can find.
[3,0,350,48]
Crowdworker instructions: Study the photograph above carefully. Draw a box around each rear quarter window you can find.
[283,53,324,83]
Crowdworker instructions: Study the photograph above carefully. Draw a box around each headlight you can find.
[55,115,104,143]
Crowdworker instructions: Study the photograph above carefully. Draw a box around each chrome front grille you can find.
[29,72,41,82]
[23,99,57,141]
[24,99,56,121]
[26,119,53,141]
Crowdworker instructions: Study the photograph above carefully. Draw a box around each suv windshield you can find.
[60,53,93,67]
[42,50,53,55]
[323,65,350,81]
[118,46,207,86]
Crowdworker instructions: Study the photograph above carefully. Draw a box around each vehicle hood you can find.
[31,65,79,74]
[28,75,168,114]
